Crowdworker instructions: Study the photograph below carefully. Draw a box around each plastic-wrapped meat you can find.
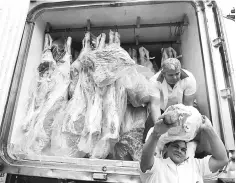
[121,104,147,134]
[21,34,56,134]
[91,32,127,159]
[23,36,72,155]
[139,47,155,73]
[114,104,147,161]
[90,83,117,159]
[61,34,91,136]
[161,47,177,66]
[50,100,86,158]
[77,84,103,156]
[146,104,202,157]
[114,128,144,161]
[52,37,67,63]
[77,32,104,156]
[69,32,92,99]
[83,30,135,88]
[132,48,138,64]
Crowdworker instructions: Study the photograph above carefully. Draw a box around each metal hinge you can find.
[213,37,224,47]
[220,88,231,99]
[93,173,107,181]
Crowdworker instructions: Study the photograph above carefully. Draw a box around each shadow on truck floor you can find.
[6,174,105,183]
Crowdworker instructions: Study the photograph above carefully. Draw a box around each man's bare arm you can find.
[140,117,169,173]
[150,96,161,123]
[140,130,161,173]
[201,116,228,173]
[183,93,195,106]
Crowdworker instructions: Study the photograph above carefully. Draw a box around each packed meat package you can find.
[146,104,202,157]
[114,104,147,161]
[15,34,72,156]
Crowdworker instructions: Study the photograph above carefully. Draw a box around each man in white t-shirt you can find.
[140,115,228,183]
[143,58,197,141]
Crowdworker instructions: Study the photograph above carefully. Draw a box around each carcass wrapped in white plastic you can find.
[21,35,72,155]
[146,104,202,157]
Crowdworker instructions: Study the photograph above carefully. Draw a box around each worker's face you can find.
[163,68,181,85]
[166,141,187,164]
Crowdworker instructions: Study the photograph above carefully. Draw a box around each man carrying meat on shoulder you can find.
[140,115,228,183]
[143,57,197,141]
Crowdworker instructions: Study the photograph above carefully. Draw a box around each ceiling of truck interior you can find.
[39,2,194,56]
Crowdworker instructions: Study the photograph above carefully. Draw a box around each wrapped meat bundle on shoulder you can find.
[146,104,202,157]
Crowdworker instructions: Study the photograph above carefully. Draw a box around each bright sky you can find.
[217,0,235,15]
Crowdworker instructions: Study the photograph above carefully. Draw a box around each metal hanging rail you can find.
[121,41,180,47]
[46,21,188,33]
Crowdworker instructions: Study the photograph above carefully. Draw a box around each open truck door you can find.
[0,1,30,182]
[195,1,235,150]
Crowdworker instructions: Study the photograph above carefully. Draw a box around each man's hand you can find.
[199,115,213,131]
[153,115,173,136]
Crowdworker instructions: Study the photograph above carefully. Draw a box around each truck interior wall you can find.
[10,17,46,144]
[180,4,210,118]
[10,1,211,157]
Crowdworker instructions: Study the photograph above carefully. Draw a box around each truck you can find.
[0,0,235,182]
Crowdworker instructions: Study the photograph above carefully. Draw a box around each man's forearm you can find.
[140,132,160,172]
[150,96,161,123]
[203,126,228,162]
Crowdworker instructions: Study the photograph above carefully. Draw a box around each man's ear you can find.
[163,145,168,158]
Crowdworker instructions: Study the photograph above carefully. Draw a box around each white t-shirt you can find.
[140,156,212,183]
[150,69,197,110]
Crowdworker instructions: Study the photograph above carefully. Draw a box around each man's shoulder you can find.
[181,69,195,80]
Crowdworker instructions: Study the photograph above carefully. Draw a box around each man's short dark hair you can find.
[165,140,187,148]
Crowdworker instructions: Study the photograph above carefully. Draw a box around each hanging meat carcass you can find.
[21,35,72,155]
[114,104,147,161]
[50,33,93,158]
[11,34,57,156]
[69,32,93,99]
[139,46,155,73]
[21,34,56,133]
[91,31,127,159]
[132,48,138,64]
[161,47,177,66]
[77,32,106,156]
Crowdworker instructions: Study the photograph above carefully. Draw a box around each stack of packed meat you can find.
[13,30,161,161]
